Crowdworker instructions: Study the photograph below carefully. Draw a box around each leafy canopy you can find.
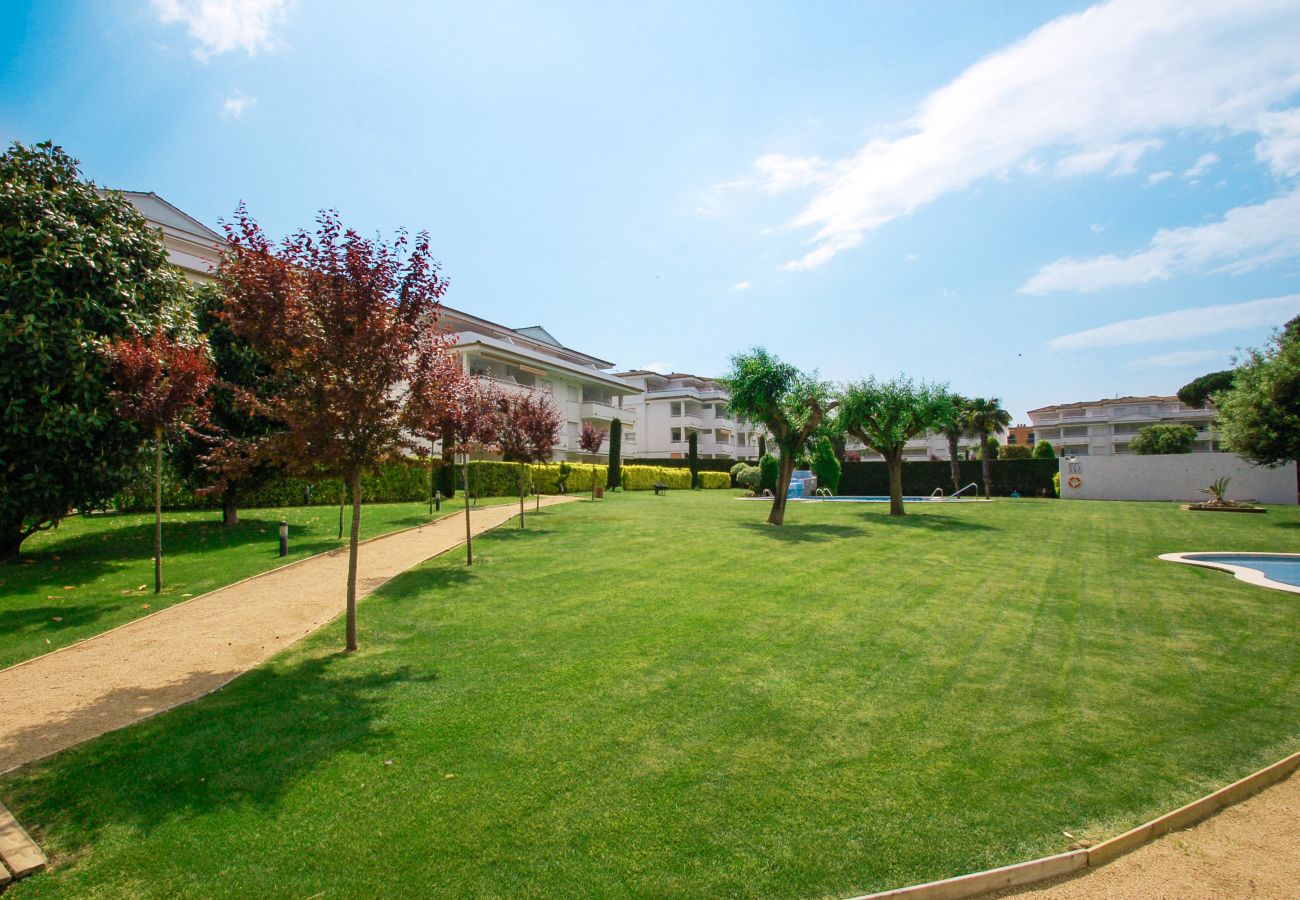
[1216,320,1300,466]
[837,377,954,458]
[723,347,835,456]
[1177,370,1234,409]
[1130,423,1197,455]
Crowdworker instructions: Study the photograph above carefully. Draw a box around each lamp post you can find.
[278,520,288,557]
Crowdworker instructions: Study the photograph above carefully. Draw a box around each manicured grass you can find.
[0,495,512,669]
[3,493,1299,898]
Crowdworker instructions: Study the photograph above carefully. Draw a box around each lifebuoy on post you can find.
[1067,475,1082,489]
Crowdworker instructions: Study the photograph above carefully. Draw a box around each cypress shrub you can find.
[810,436,841,495]
[607,418,623,489]
[687,432,699,488]
[1033,440,1055,459]
[759,454,778,493]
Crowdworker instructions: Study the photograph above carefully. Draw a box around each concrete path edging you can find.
[850,749,1300,899]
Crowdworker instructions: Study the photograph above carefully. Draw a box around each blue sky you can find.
[3,1,1300,420]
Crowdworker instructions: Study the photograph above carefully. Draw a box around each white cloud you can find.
[1128,349,1228,369]
[1020,188,1300,294]
[153,0,291,60]
[731,280,750,291]
[1145,170,1174,186]
[738,0,1300,271]
[1055,139,1163,177]
[222,94,255,118]
[754,154,835,193]
[1048,294,1300,349]
[1183,152,1220,178]
[1090,223,1107,234]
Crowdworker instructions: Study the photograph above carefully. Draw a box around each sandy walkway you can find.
[0,497,575,774]
[987,771,1299,899]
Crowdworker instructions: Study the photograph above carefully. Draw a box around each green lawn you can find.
[4,493,1299,898]
[0,495,512,669]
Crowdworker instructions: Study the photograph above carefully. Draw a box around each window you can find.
[624,431,636,443]
[671,428,682,443]
[670,402,682,417]
[567,386,578,402]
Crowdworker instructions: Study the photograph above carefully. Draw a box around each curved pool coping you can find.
[1159,551,1300,595]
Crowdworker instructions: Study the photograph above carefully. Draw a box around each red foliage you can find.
[577,421,606,455]
[215,207,456,479]
[497,391,562,464]
[102,328,215,436]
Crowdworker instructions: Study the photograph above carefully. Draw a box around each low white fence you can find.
[1059,453,1297,504]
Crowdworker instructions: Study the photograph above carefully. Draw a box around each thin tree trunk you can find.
[221,485,239,527]
[154,428,164,594]
[519,462,526,529]
[980,433,992,497]
[463,458,474,566]
[947,433,961,494]
[345,468,362,652]
[887,450,905,516]
[338,484,346,539]
[768,454,796,525]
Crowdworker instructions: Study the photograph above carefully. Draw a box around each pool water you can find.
[1183,553,1300,588]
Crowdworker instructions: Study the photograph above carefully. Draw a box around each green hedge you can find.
[838,459,1058,498]
[620,466,691,491]
[624,457,744,473]
[697,471,731,489]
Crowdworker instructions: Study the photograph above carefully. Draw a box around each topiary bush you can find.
[1033,440,1055,459]
[697,471,731,489]
[810,436,841,495]
[759,454,779,493]
[620,466,691,491]
[737,466,762,491]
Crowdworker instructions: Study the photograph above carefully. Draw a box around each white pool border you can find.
[1160,551,1300,595]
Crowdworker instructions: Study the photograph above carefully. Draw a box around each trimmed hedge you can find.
[838,459,1058,498]
[697,471,731,489]
[620,466,691,491]
[624,457,742,473]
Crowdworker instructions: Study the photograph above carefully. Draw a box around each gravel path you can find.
[988,770,1299,899]
[0,497,575,774]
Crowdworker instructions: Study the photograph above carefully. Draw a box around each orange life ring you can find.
[1066,475,1082,489]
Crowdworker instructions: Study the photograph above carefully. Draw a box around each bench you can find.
[653,482,669,495]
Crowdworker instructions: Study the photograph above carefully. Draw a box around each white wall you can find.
[1059,453,1297,504]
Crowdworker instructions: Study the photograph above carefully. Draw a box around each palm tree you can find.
[966,397,1012,497]
[941,394,973,494]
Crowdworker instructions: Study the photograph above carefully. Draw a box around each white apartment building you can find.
[1027,395,1220,456]
[846,429,987,463]
[443,310,639,461]
[121,191,223,283]
[614,372,764,460]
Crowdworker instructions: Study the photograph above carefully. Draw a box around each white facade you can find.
[443,311,639,461]
[1059,453,1296,504]
[1029,395,1220,457]
[847,429,984,463]
[120,191,222,283]
[614,372,764,460]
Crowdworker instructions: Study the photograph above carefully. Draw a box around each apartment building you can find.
[1027,396,1220,456]
[614,372,764,460]
[121,191,223,283]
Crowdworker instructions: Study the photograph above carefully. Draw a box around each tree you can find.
[1130,423,1197,455]
[1177,370,1234,409]
[980,437,1000,460]
[837,377,953,516]
[810,436,841,495]
[723,348,836,525]
[1001,444,1032,459]
[218,207,453,652]
[1033,440,1056,459]
[0,141,191,560]
[497,390,561,528]
[966,397,1012,498]
[606,418,622,489]
[687,431,700,488]
[1216,322,1300,467]
[940,394,973,494]
[758,434,766,458]
[103,329,215,592]
[577,422,606,499]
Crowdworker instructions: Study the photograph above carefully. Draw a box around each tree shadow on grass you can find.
[1,652,433,852]
[737,521,870,543]
[860,512,998,532]
[0,603,115,641]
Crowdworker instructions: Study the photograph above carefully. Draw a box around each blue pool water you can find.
[803,496,943,503]
[1184,553,1300,587]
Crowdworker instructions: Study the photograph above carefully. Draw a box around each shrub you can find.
[810,436,841,495]
[607,418,623,489]
[687,432,699,488]
[620,466,691,491]
[530,462,605,494]
[729,461,747,478]
[697,471,730,489]
[759,454,779,493]
[737,466,762,490]
[1053,471,1061,497]
[1033,440,1055,459]
[1130,423,1197,455]
[1001,444,1032,459]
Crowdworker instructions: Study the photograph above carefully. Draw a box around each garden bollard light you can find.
[279,520,288,557]
[435,490,442,512]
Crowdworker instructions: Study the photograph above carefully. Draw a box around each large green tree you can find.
[0,142,190,560]
[1177,370,1234,409]
[1129,423,1197,455]
[966,397,1012,498]
[837,377,953,516]
[940,394,973,493]
[723,348,835,525]
[1216,319,1300,467]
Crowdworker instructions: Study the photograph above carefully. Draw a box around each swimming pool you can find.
[736,495,990,503]
[1160,552,1300,594]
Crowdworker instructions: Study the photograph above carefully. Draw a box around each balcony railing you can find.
[579,401,634,426]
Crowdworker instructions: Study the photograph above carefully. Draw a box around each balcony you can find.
[580,401,634,426]
[672,414,703,429]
